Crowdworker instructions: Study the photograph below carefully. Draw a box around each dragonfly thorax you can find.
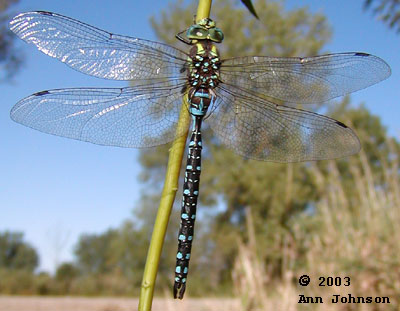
[188,42,221,89]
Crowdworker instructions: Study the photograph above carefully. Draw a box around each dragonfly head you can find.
[176,18,224,45]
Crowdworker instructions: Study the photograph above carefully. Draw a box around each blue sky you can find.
[1,0,398,273]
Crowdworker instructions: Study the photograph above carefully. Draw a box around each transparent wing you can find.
[207,84,360,162]
[220,53,391,104]
[10,11,189,81]
[11,81,188,148]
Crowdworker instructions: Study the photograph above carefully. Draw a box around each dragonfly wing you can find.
[220,53,391,104]
[207,84,360,162]
[10,11,189,81]
[11,81,188,148]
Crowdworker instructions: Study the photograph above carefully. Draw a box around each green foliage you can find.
[75,229,119,274]
[55,262,79,281]
[0,231,39,272]
[0,0,23,81]
[365,0,400,32]
[0,268,35,294]
[73,221,153,292]
[0,231,58,295]
[34,272,54,295]
[55,262,80,294]
[0,269,56,295]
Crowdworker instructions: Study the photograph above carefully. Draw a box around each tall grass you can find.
[232,139,400,311]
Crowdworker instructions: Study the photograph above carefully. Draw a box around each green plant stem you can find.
[138,1,212,310]
[196,0,212,22]
[138,95,189,311]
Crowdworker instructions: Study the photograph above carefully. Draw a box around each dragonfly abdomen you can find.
[174,88,212,299]
[173,128,201,299]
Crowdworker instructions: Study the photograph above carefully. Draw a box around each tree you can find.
[74,229,118,275]
[55,262,79,293]
[74,221,156,289]
[0,231,39,271]
[364,0,400,32]
[0,0,23,81]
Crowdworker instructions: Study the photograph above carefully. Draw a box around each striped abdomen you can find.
[173,88,211,299]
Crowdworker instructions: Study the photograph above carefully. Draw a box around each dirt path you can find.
[0,296,240,311]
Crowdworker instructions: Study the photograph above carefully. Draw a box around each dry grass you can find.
[231,141,400,311]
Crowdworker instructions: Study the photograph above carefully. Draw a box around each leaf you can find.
[240,0,259,19]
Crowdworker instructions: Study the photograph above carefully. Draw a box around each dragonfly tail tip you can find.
[173,282,186,299]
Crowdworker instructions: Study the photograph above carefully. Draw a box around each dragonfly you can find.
[10,11,390,299]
